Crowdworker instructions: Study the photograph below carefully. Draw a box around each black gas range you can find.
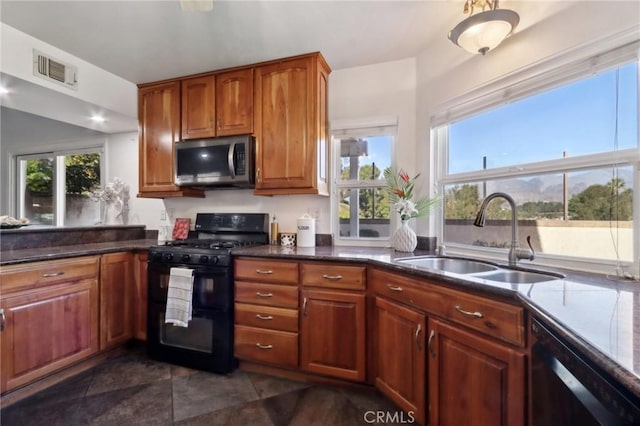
[147,213,269,373]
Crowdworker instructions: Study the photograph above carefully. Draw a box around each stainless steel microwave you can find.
[175,134,255,187]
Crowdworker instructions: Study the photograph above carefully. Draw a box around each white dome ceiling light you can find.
[448,0,519,55]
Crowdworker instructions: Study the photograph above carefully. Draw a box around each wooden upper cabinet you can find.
[181,75,216,140]
[181,69,253,140]
[138,81,203,198]
[253,53,330,196]
[216,68,253,136]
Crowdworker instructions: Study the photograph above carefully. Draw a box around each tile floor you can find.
[0,344,404,425]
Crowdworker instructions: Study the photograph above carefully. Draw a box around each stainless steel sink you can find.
[395,257,499,274]
[477,269,563,284]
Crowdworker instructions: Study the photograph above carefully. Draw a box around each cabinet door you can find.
[132,251,148,340]
[182,75,216,140]
[428,319,525,426]
[375,298,426,425]
[0,279,99,393]
[254,56,319,194]
[100,252,133,350]
[138,81,181,193]
[216,68,253,136]
[300,289,365,381]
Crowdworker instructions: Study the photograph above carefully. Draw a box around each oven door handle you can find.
[228,142,236,179]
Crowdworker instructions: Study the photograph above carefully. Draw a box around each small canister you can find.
[296,213,315,248]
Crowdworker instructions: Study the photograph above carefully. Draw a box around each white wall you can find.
[106,132,164,228]
[0,23,137,118]
[415,0,640,236]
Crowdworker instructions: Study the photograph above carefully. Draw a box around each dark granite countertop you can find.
[0,239,158,265]
[233,244,640,398]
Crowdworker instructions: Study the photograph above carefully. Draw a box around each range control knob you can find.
[181,254,191,263]
[211,256,219,265]
[163,253,173,262]
[199,255,209,264]
[153,252,163,261]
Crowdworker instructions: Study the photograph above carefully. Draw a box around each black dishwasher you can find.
[531,317,640,425]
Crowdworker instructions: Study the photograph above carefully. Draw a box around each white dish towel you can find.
[165,267,194,327]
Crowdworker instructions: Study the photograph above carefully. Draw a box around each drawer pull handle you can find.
[322,274,343,281]
[256,292,273,298]
[256,314,273,320]
[42,271,65,278]
[255,269,273,275]
[428,329,436,357]
[455,306,484,318]
[255,343,273,349]
[387,284,403,292]
[415,323,423,351]
[0,309,5,332]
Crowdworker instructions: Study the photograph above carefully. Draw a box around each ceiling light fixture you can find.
[179,0,213,12]
[448,0,519,55]
[0,86,9,95]
[90,115,106,123]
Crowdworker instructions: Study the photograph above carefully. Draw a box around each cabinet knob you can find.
[0,308,5,332]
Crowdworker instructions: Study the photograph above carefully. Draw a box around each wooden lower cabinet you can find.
[375,297,426,425]
[132,251,148,340]
[428,319,526,426]
[300,289,366,382]
[0,278,99,393]
[100,252,133,350]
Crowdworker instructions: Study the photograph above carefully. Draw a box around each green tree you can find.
[65,153,101,194]
[568,178,632,220]
[26,159,53,194]
[519,201,564,219]
[445,184,481,219]
[339,164,390,219]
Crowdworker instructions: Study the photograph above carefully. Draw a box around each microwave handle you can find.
[227,142,236,179]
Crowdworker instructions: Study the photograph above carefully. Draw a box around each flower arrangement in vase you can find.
[89,177,130,225]
[384,168,439,252]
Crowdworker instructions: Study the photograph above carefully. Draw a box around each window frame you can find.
[331,119,397,246]
[431,40,640,275]
[14,143,106,226]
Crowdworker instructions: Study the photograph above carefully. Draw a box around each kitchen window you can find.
[16,147,104,226]
[331,122,395,245]
[433,41,639,275]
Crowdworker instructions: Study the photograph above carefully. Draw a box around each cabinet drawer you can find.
[235,282,298,308]
[235,303,298,332]
[300,263,366,290]
[234,325,298,368]
[0,256,100,295]
[235,258,298,285]
[370,269,525,347]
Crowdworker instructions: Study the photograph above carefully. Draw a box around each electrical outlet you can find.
[160,210,166,220]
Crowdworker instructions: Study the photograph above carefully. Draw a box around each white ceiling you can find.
[0,0,460,84]
[0,1,575,134]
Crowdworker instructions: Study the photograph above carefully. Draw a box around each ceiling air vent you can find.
[33,49,78,90]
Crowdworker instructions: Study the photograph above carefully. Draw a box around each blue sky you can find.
[449,62,638,174]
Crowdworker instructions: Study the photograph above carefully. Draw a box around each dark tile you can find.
[171,370,259,422]
[247,372,311,399]
[287,386,363,426]
[73,380,173,425]
[174,398,275,426]
[85,355,172,396]
[0,396,81,426]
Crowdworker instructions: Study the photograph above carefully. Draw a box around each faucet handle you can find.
[525,235,535,261]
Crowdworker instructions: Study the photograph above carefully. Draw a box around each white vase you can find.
[392,220,417,252]
[103,202,122,225]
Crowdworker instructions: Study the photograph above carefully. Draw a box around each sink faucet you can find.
[473,192,534,267]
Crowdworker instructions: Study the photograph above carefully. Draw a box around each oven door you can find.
[148,263,232,311]
[147,301,236,373]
